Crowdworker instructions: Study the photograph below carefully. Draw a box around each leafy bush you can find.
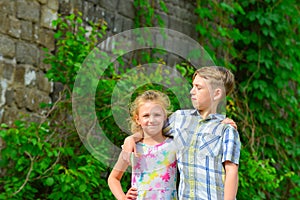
[0,11,128,199]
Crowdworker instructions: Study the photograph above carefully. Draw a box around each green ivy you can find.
[195,0,300,199]
[43,11,107,93]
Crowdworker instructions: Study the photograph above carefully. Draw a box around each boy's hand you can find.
[124,187,137,200]
[222,118,237,130]
[122,136,137,163]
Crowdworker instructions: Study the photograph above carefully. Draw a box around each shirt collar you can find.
[190,109,226,120]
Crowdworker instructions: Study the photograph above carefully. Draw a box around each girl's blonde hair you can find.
[129,90,171,134]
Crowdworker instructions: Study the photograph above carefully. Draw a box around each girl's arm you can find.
[223,161,239,200]
[222,118,237,130]
[108,151,137,200]
[108,168,126,200]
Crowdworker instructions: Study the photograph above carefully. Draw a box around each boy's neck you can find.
[199,107,217,119]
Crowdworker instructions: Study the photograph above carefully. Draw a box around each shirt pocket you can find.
[196,133,222,158]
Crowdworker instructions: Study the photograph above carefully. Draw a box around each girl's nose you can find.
[149,115,155,123]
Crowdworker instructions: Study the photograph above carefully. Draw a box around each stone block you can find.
[41,5,57,29]
[14,87,26,108]
[117,0,135,19]
[113,14,123,33]
[37,28,55,50]
[5,89,14,106]
[50,82,63,103]
[36,71,52,93]
[58,0,72,15]
[169,17,185,33]
[24,69,36,86]
[25,89,51,112]
[0,13,9,34]
[93,5,105,21]
[99,0,118,11]
[21,20,33,41]
[8,16,21,38]
[0,0,16,15]
[14,64,26,85]
[0,34,15,58]
[103,11,114,32]
[83,1,96,22]
[47,0,59,11]
[1,107,20,125]
[1,62,15,81]
[122,17,134,31]
[0,79,8,107]
[39,49,52,72]
[17,0,40,23]
[1,107,40,125]
[16,42,39,66]
[38,0,47,4]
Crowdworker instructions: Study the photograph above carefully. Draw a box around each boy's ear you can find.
[213,88,223,101]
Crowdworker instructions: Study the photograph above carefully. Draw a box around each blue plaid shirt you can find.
[164,109,241,200]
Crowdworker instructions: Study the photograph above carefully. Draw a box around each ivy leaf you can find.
[45,177,54,186]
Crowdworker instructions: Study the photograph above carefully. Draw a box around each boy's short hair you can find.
[192,66,235,96]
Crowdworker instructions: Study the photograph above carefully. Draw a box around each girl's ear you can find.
[213,88,223,101]
[135,115,140,125]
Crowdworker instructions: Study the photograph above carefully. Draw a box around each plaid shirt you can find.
[164,109,241,200]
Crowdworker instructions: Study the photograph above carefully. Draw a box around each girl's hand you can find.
[124,187,138,200]
[222,118,237,130]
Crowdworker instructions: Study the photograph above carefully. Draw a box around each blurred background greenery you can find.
[0,0,299,199]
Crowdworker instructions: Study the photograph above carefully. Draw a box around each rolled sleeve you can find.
[222,127,241,165]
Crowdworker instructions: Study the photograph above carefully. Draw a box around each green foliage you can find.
[0,11,124,199]
[0,121,115,199]
[43,11,107,92]
[133,0,168,27]
[195,0,300,199]
[1,1,299,199]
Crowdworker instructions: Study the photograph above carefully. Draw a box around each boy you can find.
[123,66,241,199]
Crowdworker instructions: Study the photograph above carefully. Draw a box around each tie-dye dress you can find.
[131,137,177,200]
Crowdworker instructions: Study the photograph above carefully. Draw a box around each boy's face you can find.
[190,74,213,112]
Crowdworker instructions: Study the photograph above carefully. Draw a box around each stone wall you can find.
[0,0,198,125]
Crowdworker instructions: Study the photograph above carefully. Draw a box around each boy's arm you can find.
[222,126,241,200]
[223,161,239,200]
[122,132,143,157]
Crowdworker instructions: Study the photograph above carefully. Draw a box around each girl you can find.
[108,90,178,200]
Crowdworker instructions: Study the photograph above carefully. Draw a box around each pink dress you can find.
[131,137,177,200]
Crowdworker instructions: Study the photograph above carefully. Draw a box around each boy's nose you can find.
[190,87,195,94]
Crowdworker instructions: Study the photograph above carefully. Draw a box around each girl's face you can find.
[135,101,166,138]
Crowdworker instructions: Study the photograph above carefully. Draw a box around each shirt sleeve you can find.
[163,111,177,137]
[222,126,241,165]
